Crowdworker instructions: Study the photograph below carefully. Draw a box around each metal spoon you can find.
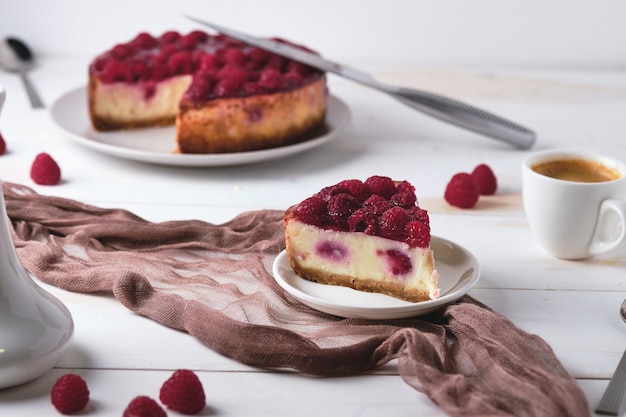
[596,299,626,415]
[0,36,44,108]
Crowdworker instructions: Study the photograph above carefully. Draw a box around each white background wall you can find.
[0,0,625,69]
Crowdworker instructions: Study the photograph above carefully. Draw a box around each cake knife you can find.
[185,15,536,149]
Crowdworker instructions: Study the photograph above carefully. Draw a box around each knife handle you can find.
[390,88,535,149]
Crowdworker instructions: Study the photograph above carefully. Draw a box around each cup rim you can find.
[522,149,625,184]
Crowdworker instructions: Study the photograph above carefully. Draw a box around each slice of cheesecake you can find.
[284,176,439,302]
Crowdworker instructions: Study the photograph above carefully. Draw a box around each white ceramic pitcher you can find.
[0,85,74,388]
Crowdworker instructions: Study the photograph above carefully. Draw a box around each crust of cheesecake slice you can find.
[175,76,327,154]
[289,262,433,303]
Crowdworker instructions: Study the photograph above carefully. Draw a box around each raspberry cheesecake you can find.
[284,176,439,303]
[88,30,327,153]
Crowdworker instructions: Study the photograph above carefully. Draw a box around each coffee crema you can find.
[532,157,621,183]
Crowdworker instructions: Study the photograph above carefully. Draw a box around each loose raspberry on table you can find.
[30,152,61,185]
[444,172,480,208]
[123,396,167,417]
[160,369,206,415]
[471,163,498,195]
[50,373,90,415]
[0,131,6,155]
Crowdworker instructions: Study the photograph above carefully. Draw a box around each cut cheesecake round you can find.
[284,176,439,303]
[88,30,327,153]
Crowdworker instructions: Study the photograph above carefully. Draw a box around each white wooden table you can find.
[0,58,625,416]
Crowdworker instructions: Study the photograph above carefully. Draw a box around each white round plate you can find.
[50,87,350,167]
[272,236,480,319]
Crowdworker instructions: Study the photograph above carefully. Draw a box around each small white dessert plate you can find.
[272,236,480,319]
[50,87,350,167]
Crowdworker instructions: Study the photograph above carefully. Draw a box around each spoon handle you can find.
[19,70,44,108]
[596,349,626,415]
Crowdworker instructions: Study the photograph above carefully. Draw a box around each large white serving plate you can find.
[51,86,350,167]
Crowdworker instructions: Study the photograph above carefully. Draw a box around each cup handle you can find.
[588,199,626,255]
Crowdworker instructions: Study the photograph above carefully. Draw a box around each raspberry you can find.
[405,221,430,248]
[444,172,480,208]
[293,196,328,227]
[363,194,392,215]
[347,207,378,234]
[168,51,193,75]
[379,206,410,239]
[408,206,430,227]
[100,60,132,83]
[364,175,396,199]
[390,189,417,208]
[159,369,206,415]
[160,31,181,45]
[50,373,90,414]
[334,179,370,201]
[130,32,158,50]
[30,152,61,185]
[0,131,6,155]
[385,249,413,275]
[327,193,360,228]
[123,396,166,417]
[258,68,282,90]
[471,163,498,195]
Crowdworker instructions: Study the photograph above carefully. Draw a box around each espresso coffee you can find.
[532,158,621,183]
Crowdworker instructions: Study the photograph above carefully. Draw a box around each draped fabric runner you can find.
[3,182,590,417]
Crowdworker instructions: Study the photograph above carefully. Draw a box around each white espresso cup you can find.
[522,149,626,260]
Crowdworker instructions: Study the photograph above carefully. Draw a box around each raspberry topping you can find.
[471,163,498,195]
[50,373,90,415]
[159,369,206,415]
[30,152,61,185]
[123,396,166,417]
[292,176,431,248]
[90,30,323,102]
[0,131,6,155]
[444,172,480,208]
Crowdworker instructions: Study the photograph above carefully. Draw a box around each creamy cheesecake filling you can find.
[285,219,439,301]
[91,75,192,124]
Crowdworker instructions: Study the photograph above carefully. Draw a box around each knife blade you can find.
[185,15,536,149]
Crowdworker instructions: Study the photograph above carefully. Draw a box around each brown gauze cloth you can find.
[3,182,590,417]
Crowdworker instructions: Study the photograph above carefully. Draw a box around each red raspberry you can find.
[100,60,132,83]
[30,152,61,185]
[293,196,327,227]
[130,32,158,50]
[364,175,396,199]
[471,163,498,195]
[168,51,193,75]
[405,221,430,248]
[347,207,378,234]
[159,369,206,415]
[160,31,181,45]
[408,206,430,227]
[379,206,410,239]
[327,193,360,228]
[258,68,283,90]
[123,396,166,417]
[50,373,90,414]
[0,131,6,155]
[334,179,370,201]
[444,172,480,208]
